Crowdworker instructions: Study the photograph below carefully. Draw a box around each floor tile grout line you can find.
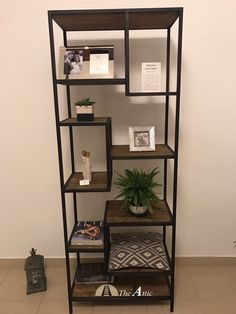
[40,267,56,303]
[186,266,204,301]
[186,267,211,314]
[0,268,12,287]
[175,266,206,313]
[35,295,45,314]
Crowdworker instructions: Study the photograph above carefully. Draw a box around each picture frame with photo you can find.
[58,46,114,80]
[129,126,155,152]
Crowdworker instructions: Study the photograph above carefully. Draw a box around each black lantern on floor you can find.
[24,248,47,294]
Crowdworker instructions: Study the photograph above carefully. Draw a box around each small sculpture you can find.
[81,150,92,184]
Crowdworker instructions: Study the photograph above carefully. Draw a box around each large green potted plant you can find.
[114,167,161,216]
[75,98,95,121]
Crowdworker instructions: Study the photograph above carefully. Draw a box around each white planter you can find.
[76,105,93,114]
[129,205,147,216]
[76,105,94,121]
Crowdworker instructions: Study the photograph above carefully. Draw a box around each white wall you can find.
[1,0,236,258]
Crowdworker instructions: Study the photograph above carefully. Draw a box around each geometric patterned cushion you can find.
[109,232,170,271]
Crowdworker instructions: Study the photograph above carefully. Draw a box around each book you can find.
[75,263,113,285]
[58,45,114,79]
[71,220,104,246]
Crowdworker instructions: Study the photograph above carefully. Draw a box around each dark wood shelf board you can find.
[127,91,177,96]
[52,12,125,31]
[111,144,175,160]
[50,8,181,31]
[105,200,173,226]
[56,78,126,86]
[60,117,110,126]
[72,275,170,300]
[108,268,171,276]
[68,244,104,253]
[129,11,179,29]
[64,172,109,192]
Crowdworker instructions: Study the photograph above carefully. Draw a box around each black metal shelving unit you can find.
[48,7,183,314]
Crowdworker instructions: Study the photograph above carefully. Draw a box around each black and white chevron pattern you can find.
[109,232,170,271]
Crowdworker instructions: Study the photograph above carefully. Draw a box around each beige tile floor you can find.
[0,264,236,314]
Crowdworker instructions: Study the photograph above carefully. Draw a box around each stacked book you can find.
[75,263,113,285]
[71,220,104,246]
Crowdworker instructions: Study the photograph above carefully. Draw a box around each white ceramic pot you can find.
[76,105,94,121]
[129,205,147,216]
[76,105,93,115]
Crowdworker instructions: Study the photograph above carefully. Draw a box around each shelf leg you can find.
[170,296,174,312]
[69,301,73,314]
[77,252,80,265]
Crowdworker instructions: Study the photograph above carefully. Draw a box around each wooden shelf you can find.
[109,267,171,275]
[50,8,180,31]
[129,10,180,30]
[68,243,104,253]
[51,11,125,31]
[64,172,109,192]
[127,91,177,96]
[105,200,173,226]
[56,78,126,86]
[60,117,110,126]
[111,144,175,160]
[72,275,170,300]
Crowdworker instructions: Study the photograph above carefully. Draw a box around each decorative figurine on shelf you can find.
[80,150,92,186]
[24,248,47,294]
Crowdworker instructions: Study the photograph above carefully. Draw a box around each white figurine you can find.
[81,151,92,184]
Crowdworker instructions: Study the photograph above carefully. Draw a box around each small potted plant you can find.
[75,98,95,121]
[114,167,161,216]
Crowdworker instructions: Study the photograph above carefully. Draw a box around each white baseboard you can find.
[176,256,236,266]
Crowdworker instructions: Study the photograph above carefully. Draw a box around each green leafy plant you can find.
[75,98,96,106]
[114,167,161,213]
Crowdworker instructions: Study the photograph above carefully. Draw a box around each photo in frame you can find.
[58,46,114,80]
[129,126,155,152]
[141,62,161,92]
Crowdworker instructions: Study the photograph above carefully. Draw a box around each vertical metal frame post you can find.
[163,27,171,268]
[48,12,73,314]
[63,31,78,226]
[124,12,130,95]
[164,28,171,201]
[105,118,112,189]
[170,8,183,312]
[63,29,79,271]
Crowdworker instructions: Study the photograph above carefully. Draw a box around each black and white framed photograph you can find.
[58,46,114,79]
[63,49,83,75]
[129,126,155,151]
